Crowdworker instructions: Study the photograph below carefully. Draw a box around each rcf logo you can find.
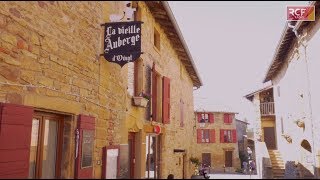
[287,6,315,21]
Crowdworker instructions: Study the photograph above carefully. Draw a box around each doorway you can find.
[263,127,276,149]
[28,112,64,179]
[225,151,233,167]
[202,153,211,167]
[128,133,136,179]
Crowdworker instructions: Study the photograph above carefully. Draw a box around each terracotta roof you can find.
[263,1,319,83]
[145,1,202,87]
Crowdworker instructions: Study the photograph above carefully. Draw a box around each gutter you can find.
[161,1,203,87]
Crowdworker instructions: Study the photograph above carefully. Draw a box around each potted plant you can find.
[190,157,201,178]
[133,91,150,107]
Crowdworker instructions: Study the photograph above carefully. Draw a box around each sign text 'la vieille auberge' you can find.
[103,21,143,67]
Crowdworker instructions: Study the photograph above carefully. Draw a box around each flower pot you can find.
[133,96,149,107]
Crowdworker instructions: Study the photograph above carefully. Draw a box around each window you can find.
[145,134,161,179]
[220,129,236,143]
[29,113,64,178]
[224,114,233,124]
[200,113,209,123]
[197,129,215,143]
[202,129,210,143]
[154,28,160,51]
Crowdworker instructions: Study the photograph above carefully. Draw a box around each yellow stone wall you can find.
[192,112,241,173]
[0,1,127,178]
[122,1,197,179]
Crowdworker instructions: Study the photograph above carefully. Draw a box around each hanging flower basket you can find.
[133,92,150,108]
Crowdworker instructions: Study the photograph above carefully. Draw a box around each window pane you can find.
[41,120,58,178]
[29,118,40,178]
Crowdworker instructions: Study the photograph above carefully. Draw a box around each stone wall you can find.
[0,1,127,178]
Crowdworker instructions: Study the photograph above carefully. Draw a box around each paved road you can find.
[208,173,260,179]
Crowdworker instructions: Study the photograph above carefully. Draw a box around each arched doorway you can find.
[299,139,314,178]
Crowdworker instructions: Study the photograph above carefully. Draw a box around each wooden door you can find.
[264,127,276,149]
[202,153,211,166]
[128,133,135,179]
[225,151,233,167]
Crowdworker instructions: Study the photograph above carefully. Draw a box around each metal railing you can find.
[260,102,275,116]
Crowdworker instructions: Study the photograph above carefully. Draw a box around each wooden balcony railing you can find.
[260,102,275,116]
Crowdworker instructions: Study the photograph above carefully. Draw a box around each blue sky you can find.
[168,1,308,125]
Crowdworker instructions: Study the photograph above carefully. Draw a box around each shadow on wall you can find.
[284,161,314,179]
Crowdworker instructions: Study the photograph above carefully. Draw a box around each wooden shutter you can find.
[209,113,214,123]
[220,129,224,143]
[0,103,34,178]
[232,129,237,143]
[152,65,157,121]
[224,114,228,123]
[229,114,233,123]
[197,129,202,143]
[162,76,170,124]
[145,65,152,120]
[75,114,95,179]
[210,129,215,143]
[197,113,202,122]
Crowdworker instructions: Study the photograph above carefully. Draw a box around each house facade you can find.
[0,1,202,179]
[193,111,240,173]
[245,1,320,178]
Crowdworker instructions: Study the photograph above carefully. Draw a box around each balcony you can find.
[260,102,275,116]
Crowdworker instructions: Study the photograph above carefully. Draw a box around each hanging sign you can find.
[102,21,143,67]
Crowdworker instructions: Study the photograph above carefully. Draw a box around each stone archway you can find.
[299,139,314,178]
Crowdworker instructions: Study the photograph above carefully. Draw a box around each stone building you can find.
[235,119,250,165]
[0,1,202,179]
[122,1,202,179]
[245,1,320,178]
[193,111,241,173]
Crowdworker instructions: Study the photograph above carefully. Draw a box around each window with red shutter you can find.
[162,76,170,124]
[0,103,34,178]
[210,129,215,143]
[209,113,214,123]
[197,129,202,143]
[232,129,237,143]
[229,114,233,124]
[224,114,228,123]
[197,113,202,123]
[220,129,224,143]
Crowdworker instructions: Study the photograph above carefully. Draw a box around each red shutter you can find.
[232,129,237,143]
[197,113,202,122]
[224,114,228,123]
[0,103,34,178]
[209,113,214,123]
[162,76,170,124]
[220,129,224,143]
[229,114,233,124]
[75,114,95,179]
[210,129,215,143]
[152,65,157,121]
[197,129,202,143]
